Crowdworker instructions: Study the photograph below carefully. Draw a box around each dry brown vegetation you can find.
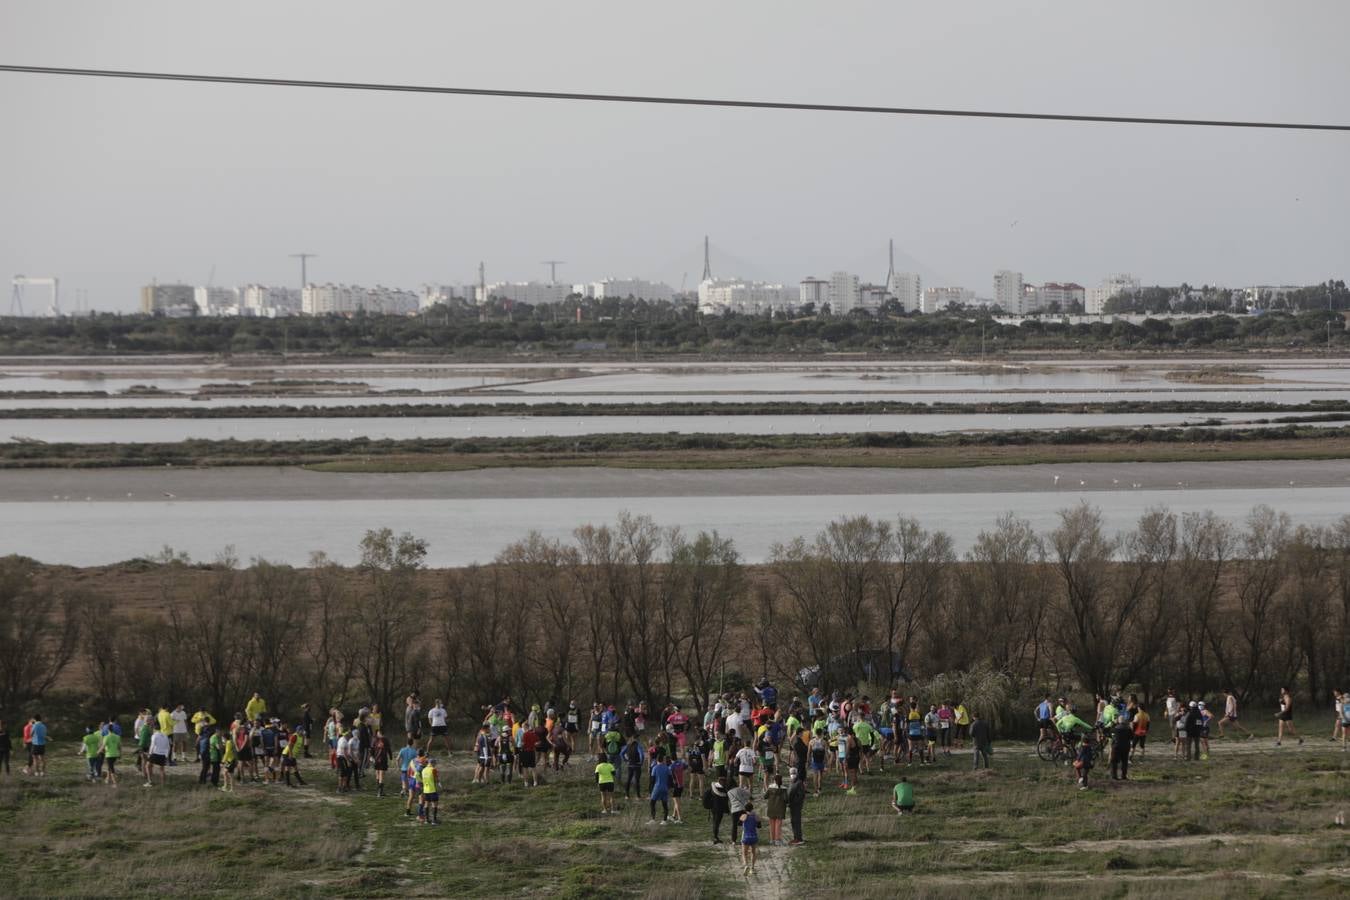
[5,505,1349,733]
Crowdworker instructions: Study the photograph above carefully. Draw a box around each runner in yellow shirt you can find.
[419,757,440,826]
[954,702,971,750]
[594,753,617,814]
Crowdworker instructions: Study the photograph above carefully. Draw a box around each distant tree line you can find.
[0,304,1345,356]
[4,506,1348,731]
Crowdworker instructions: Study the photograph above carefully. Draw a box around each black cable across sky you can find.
[2,63,1348,132]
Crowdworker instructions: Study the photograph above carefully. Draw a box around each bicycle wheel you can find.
[1036,737,1055,761]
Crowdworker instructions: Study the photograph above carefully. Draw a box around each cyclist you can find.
[1056,705,1094,754]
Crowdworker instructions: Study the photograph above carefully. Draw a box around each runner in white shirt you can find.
[145,727,171,787]
[426,700,451,754]
[170,705,189,762]
[735,745,757,789]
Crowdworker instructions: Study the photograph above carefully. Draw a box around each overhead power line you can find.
[1,64,1347,132]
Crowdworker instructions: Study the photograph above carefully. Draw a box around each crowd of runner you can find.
[2,681,1346,874]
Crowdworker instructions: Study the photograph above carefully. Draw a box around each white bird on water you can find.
[1079,480,1086,487]
[1053,475,1060,486]
[163,492,175,499]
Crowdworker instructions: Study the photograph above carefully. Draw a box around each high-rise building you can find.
[798,277,829,306]
[1035,282,1086,311]
[475,281,571,305]
[194,286,239,316]
[887,271,922,312]
[993,270,1025,313]
[586,278,674,302]
[698,279,795,315]
[828,271,860,314]
[921,286,975,313]
[240,285,300,316]
[140,283,196,315]
[1086,274,1141,314]
[302,284,418,315]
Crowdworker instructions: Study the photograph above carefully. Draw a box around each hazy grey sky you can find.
[2,1,1348,311]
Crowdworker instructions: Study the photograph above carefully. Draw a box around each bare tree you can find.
[877,517,954,678]
[1050,503,1120,697]
[498,532,580,705]
[0,556,83,710]
[352,529,430,715]
[305,553,360,710]
[1212,506,1291,700]
[1171,511,1234,697]
[770,516,889,688]
[662,529,743,716]
[959,513,1048,680]
[166,561,249,713]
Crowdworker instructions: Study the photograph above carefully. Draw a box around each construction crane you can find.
[10,275,59,316]
[541,260,565,284]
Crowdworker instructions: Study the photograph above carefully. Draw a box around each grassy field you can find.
[1,726,1345,899]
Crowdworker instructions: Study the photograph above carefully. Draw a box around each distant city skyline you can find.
[3,2,1347,313]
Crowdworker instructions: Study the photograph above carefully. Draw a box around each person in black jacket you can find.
[1183,702,1205,761]
[970,713,993,769]
[1110,717,1133,780]
[787,767,807,845]
[710,776,730,844]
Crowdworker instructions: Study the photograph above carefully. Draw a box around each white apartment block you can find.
[240,285,300,316]
[698,279,795,315]
[799,278,829,306]
[921,286,975,313]
[886,271,922,313]
[1085,274,1141,314]
[828,271,861,314]
[586,278,674,302]
[140,283,195,315]
[1035,282,1086,311]
[420,284,475,309]
[858,285,889,312]
[194,286,240,316]
[302,284,419,316]
[993,270,1026,314]
[476,281,571,305]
